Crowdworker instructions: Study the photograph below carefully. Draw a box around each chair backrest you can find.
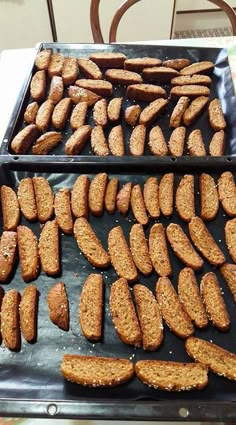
[90,0,236,43]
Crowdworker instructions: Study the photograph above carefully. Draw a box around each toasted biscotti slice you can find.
[218,171,236,217]
[169,96,189,128]
[166,223,203,270]
[220,263,236,301]
[39,220,60,276]
[105,69,143,85]
[225,218,236,262]
[156,277,194,338]
[201,272,230,331]
[183,96,209,126]
[209,98,226,131]
[168,126,186,157]
[24,101,39,124]
[129,125,146,156]
[47,282,69,331]
[176,175,195,222]
[0,231,17,283]
[91,126,109,156]
[35,99,55,132]
[20,284,38,342]
[125,105,141,126]
[108,125,125,156]
[48,76,64,104]
[131,184,148,225]
[180,61,214,76]
[189,216,225,266]
[178,268,208,328]
[209,130,225,156]
[125,57,162,72]
[108,226,138,282]
[200,173,219,221]
[35,49,52,70]
[62,56,78,85]
[70,102,88,130]
[17,226,39,282]
[148,126,168,156]
[134,284,163,351]
[52,97,72,130]
[143,66,179,83]
[116,182,132,215]
[170,85,210,99]
[54,188,73,235]
[88,173,108,216]
[171,74,211,86]
[32,131,62,155]
[135,360,208,391]
[79,274,103,341]
[89,52,127,68]
[11,124,39,154]
[30,70,46,101]
[68,85,101,106]
[130,224,153,275]
[76,79,113,97]
[74,217,110,268]
[105,177,119,214]
[159,173,174,217]
[126,84,166,102]
[186,336,236,381]
[1,289,21,351]
[78,57,102,79]
[71,175,90,219]
[143,177,160,219]
[48,52,64,78]
[187,129,206,156]
[1,185,20,231]
[61,354,134,387]
[107,97,123,122]
[32,177,54,223]
[139,98,168,126]
[65,125,92,155]
[163,58,190,70]
[149,224,172,277]
[110,278,141,347]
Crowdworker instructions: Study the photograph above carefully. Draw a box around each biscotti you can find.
[1,185,20,231]
[24,102,39,124]
[108,125,125,156]
[62,56,78,85]
[17,226,39,282]
[209,130,225,156]
[225,218,236,262]
[163,58,190,70]
[116,182,132,215]
[70,102,88,130]
[143,176,160,219]
[129,125,146,156]
[88,173,108,216]
[68,85,101,106]
[35,99,54,132]
[149,224,172,277]
[143,66,179,83]
[187,129,206,156]
[35,49,52,70]
[169,96,189,128]
[39,220,60,276]
[183,96,209,126]
[78,57,102,79]
[0,231,17,283]
[125,57,162,71]
[130,184,148,225]
[105,69,143,85]
[51,97,72,130]
[175,175,195,222]
[48,76,64,104]
[93,98,108,126]
[180,61,214,76]
[139,98,168,126]
[105,177,119,214]
[220,263,236,301]
[65,125,92,155]
[91,126,109,156]
[32,177,54,223]
[148,126,168,156]
[89,52,127,68]
[170,85,210,99]
[32,131,62,155]
[47,282,69,331]
[79,274,103,341]
[20,284,38,342]
[209,98,226,131]
[1,289,21,351]
[71,175,90,219]
[159,173,174,217]
[129,224,153,275]
[30,70,46,101]
[200,173,219,221]
[54,188,73,234]
[168,127,186,157]
[218,171,236,217]
[76,79,113,97]
[48,52,64,77]
[107,97,123,122]
[11,124,39,154]
[126,83,166,102]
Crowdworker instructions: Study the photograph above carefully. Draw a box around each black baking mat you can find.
[2,42,236,157]
[0,159,235,419]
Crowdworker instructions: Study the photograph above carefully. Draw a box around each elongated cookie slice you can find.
[61,355,134,387]
[76,79,113,97]
[79,274,103,341]
[105,69,143,85]
[125,57,162,72]
[187,129,206,156]
[91,126,109,156]
[1,289,21,351]
[176,175,195,222]
[74,217,110,268]
[159,173,174,217]
[89,173,108,216]
[107,97,123,122]
[209,130,225,156]
[78,57,102,79]
[186,337,236,381]
[170,85,210,99]
[139,98,168,126]
[89,52,127,68]
[163,58,190,70]
[110,278,141,346]
[65,125,92,155]
[183,96,209,126]
[47,282,69,331]
[68,86,101,106]
[166,223,203,270]
[169,96,189,128]
[131,184,148,225]
[93,99,108,127]
[156,277,194,338]
[218,171,236,217]
[32,131,62,155]
[108,226,138,282]
[225,218,236,262]
[20,284,38,342]
[209,98,226,131]
[24,101,39,124]
[39,220,60,276]
[134,284,163,351]
[48,52,64,77]
[129,125,146,156]
[17,226,39,282]
[105,177,119,214]
[35,99,54,132]
[17,178,37,221]
[125,105,141,126]
[32,177,54,223]
[143,177,160,219]
[220,263,236,301]
[189,216,225,266]
[35,49,52,70]
[201,272,230,331]
[148,126,168,156]
[149,224,172,277]
[171,75,211,86]
[48,75,64,104]
[52,97,72,130]
[178,268,208,328]
[1,185,20,231]
[0,231,17,283]
[143,66,179,83]
[71,175,90,219]
[130,224,153,275]
[55,188,73,235]
[62,56,78,85]
[168,126,186,157]
[126,83,166,102]
[11,124,39,154]
[180,61,214,76]
[108,125,125,156]
[200,173,219,221]
[70,102,88,130]
[135,360,208,391]
[116,182,132,215]
[30,70,46,101]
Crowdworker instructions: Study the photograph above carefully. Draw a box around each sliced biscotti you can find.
[35,49,52,70]
[183,96,209,126]
[125,105,141,126]
[220,263,236,301]
[30,70,46,101]
[169,96,189,128]
[156,277,194,338]
[74,217,110,268]
[105,177,119,214]
[47,281,69,331]
[11,124,39,154]
[129,125,146,156]
[139,98,168,126]
[71,175,90,219]
[17,226,39,282]
[171,74,211,86]
[70,102,88,130]
[178,268,208,328]
[32,177,54,223]
[91,126,109,156]
[108,226,138,282]
[135,360,208,391]
[143,66,179,83]
[68,86,101,106]
[180,60,214,76]
[129,224,153,276]
[125,57,162,72]
[65,125,92,155]
[1,289,21,351]
[76,79,113,97]
[209,130,225,156]
[143,177,160,219]
[133,284,163,351]
[62,56,78,85]
[189,216,225,266]
[209,98,226,131]
[48,52,64,78]
[78,57,102,79]
[159,173,174,217]
[126,83,166,102]
[163,58,190,70]
[148,126,168,156]
[200,173,219,221]
[225,218,236,262]
[149,224,172,277]
[93,99,108,127]
[130,184,148,225]
[35,99,54,132]
[108,125,125,156]
[24,101,39,124]
[107,97,123,122]
[110,278,141,347]
[105,69,143,85]
[187,129,206,156]
[1,185,20,231]
[48,75,64,104]
[61,354,134,387]
[79,274,103,341]
[54,188,73,234]
[168,127,186,157]
[186,336,236,381]
[170,85,210,99]
[218,171,236,217]
[52,97,72,130]
[0,231,17,283]
[89,173,108,216]
[116,182,132,215]
[166,223,203,270]
[32,131,62,155]
[20,284,38,342]
[176,175,195,222]
[39,220,60,276]
[89,52,127,68]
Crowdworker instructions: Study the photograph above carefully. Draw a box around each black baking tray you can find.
[2,42,236,157]
[0,157,236,420]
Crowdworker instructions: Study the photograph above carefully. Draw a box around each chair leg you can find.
[46,0,58,42]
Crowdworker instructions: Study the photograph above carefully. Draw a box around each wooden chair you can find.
[90,0,236,43]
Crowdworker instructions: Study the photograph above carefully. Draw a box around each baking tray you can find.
[0,157,236,421]
[2,42,236,157]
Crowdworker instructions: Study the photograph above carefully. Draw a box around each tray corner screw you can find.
[47,403,58,416]
[179,407,189,418]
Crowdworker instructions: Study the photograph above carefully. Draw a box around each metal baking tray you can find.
[0,157,236,421]
[2,42,236,157]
